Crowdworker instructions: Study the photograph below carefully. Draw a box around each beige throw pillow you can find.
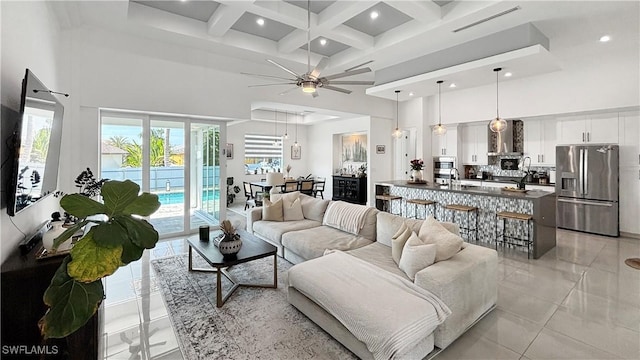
[399,232,437,280]
[262,198,284,222]
[418,216,463,262]
[391,222,412,264]
[283,197,304,221]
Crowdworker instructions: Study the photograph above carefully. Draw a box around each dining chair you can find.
[298,180,314,196]
[313,178,326,199]
[283,180,298,193]
[243,182,257,210]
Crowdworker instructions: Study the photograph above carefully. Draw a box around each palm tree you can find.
[107,135,131,149]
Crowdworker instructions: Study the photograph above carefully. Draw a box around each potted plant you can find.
[410,159,424,181]
[39,179,160,339]
[216,219,242,258]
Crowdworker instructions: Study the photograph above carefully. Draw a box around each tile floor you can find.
[102,212,640,360]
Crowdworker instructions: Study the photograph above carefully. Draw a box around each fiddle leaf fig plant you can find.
[39,180,160,339]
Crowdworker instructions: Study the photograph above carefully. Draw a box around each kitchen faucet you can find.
[450,168,460,185]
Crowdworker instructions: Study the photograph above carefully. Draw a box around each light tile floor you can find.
[102,213,640,360]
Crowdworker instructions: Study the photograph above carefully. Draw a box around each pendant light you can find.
[293,112,300,148]
[392,90,402,138]
[432,80,447,136]
[273,109,280,146]
[489,67,507,133]
[284,111,289,139]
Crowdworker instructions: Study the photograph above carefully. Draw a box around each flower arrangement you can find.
[410,159,424,171]
[220,219,239,240]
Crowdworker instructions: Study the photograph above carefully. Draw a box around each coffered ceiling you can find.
[50,1,639,111]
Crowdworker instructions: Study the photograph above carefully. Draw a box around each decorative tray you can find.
[502,187,528,193]
[407,180,427,184]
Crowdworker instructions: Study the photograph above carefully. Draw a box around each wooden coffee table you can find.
[187,229,278,307]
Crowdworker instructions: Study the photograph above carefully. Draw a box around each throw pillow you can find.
[391,222,412,265]
[399,232,437,280]
[283,197,304,221]
[262,198,284,222]
[418,216,463,262]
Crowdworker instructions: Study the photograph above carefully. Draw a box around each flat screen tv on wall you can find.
[6,69,64,216]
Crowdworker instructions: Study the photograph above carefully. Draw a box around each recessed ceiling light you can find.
[319,38,327,46]
[449,83,456,88]
[256,18,265,26]
[370,11,379,20]
[504,72,513,77]
[599,35,611,42]
[409,92,415,97]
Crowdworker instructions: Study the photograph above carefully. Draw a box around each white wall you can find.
[0,1,68,264]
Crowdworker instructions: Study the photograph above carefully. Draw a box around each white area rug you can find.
[151,254,356,359]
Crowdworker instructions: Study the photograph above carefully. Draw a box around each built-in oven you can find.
[433,157,456,185]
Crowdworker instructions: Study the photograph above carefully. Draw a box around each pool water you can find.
[158,191,220,205]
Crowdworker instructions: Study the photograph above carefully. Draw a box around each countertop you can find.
[462,177,555,187]
[377,180,555,199]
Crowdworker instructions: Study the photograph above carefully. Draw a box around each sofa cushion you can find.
[283,197,304,221]
[357,207,379,241]
[376,212,461,247]
[262,198,283,221]
[253,219,321,246]
[391,222,412,264]
[282,226,373,261]
[347,242,409,280]
[399,232,437,280]
[299,195,330,222]
[418,216,463,262]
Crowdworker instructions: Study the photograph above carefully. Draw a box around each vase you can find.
[218,234,242,258]
[411,170,423,181]
[43,221,71,252]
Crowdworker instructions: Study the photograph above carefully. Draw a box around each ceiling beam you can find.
[207,3,245,37]
[218,0,309,29]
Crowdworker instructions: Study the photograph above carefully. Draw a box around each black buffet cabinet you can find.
[332,175,367,205]
[1,224,99,360]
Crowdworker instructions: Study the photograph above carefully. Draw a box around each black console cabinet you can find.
[1,226,99,360]
[332,176,367,205]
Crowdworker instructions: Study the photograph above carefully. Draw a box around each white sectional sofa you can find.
[247,192,498,359]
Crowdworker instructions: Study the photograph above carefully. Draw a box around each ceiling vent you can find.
[453,6,521,33]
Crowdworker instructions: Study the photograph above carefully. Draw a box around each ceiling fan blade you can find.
[249,83,297,87]
[309,57,329,79]
[327,80,375,85]
[279,87,300,95]
[241,72,295,81]
[267,59,301,79]
[345,60,374,72]
[322,67,372,81]
[322,85,352,94]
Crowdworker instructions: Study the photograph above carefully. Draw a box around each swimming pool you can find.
[157,191,220,205]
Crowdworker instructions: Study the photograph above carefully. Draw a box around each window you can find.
[244,134,282,174]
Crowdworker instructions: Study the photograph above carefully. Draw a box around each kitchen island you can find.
[376,180,556,259]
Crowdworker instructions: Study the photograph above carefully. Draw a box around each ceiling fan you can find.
[242,0,374,97]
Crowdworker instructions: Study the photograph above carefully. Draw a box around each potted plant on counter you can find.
[39,179,160,339]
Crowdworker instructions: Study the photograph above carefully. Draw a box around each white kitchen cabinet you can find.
[557,113,619,144]
[524,119,557,165]
[431,126,458,157]
[618,111,640,167]
[619,166,640,235]
[461,124,488,165]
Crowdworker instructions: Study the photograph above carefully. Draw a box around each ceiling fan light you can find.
[489,117,507,132]
[302,81,316,93]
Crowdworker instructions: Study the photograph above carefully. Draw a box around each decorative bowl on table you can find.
[216,220,243,258]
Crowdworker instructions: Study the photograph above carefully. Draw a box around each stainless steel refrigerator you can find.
[556,144,619,236]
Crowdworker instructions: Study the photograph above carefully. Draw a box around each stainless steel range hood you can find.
[487,120,523,156]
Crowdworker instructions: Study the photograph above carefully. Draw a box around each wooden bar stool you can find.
[495,211,534,259]
[375,195,403,216]
[405,199,437,220]
[444,204,478,242]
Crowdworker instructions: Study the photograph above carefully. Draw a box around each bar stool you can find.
[375,195,403,216]
[443,204,478,242]
[495,211,534,259]
[405,199,437,220]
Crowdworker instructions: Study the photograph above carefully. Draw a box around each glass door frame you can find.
[99,110,227,239]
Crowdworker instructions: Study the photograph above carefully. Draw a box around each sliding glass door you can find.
[100,112,225,238]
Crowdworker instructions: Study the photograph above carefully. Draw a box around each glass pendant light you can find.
[293,112,300,148]
[392,90,402,138]
[432,80,447,136]
[283,111,289,139]
[489,67,508,133]
[273,109,280,146]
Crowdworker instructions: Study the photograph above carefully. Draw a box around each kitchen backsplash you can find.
[468,155,555,178]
